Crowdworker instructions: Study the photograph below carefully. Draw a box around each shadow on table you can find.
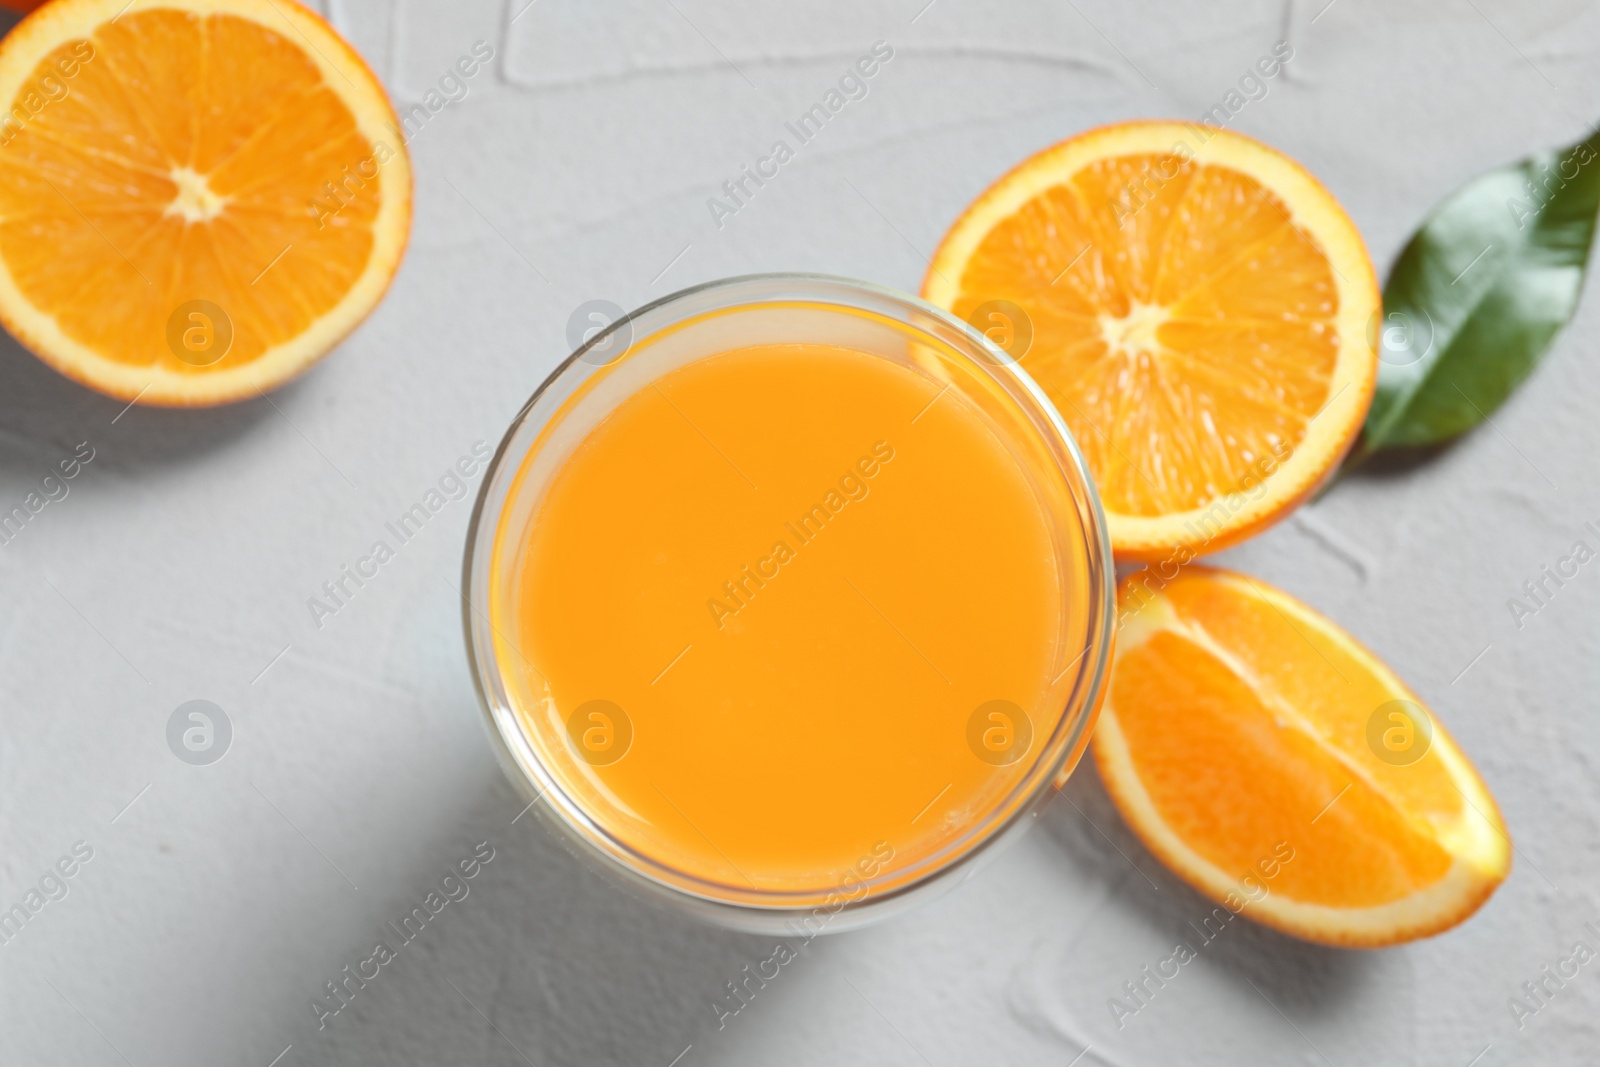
[302,768,782,1067]
[0,330,285,479]
[1042,757,1373,1018]
[1324,438,1461,498]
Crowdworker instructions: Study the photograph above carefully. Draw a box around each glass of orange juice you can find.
[464,275,1113,932]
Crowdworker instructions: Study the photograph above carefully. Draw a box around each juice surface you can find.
[497,342,1075,894]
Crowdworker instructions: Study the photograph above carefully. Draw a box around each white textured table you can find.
[2,2,1598,1065]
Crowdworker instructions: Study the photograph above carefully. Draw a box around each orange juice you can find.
[489,337,1096,901]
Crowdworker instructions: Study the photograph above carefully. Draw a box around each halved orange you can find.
[0,0,411,405]
[925,122,1378,561]
[1094,566,1509,947]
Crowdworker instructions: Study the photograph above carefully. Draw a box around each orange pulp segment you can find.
[1095,565,1510,946]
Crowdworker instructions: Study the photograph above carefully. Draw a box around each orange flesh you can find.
[951,154,1339,515]
[495,344,1081,891]
[0,9,379,371]
[1113,575,1466,907]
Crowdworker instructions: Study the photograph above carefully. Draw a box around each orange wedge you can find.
[1093,566,1510,947]
[0,0,411,405]
[925,122,1379,561]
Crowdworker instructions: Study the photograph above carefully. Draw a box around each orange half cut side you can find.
[0,0,411,405]
[925,121,1378,560]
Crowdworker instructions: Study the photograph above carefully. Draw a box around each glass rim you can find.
[461,272,1116,930]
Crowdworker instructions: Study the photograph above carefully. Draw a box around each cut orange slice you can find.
[1093,566,1510,947]
[925,122,1378,561]
[0,0,411,405]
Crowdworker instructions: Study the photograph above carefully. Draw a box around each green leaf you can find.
[1360,126,1600,454]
